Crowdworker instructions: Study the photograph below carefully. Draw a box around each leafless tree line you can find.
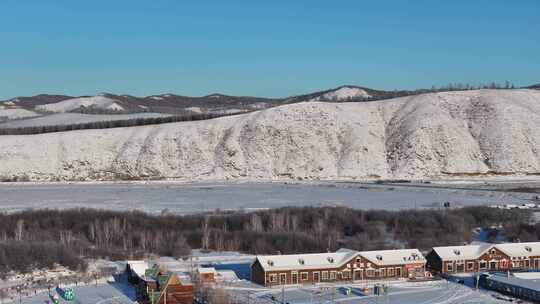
[0,206,536,277]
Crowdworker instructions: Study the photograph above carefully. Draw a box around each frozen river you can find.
[0,181,535,214]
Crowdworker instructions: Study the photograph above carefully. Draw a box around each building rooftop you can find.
[433,242,540,261]
[255,248,426,271]
[361,249,425,266]
[256,251,357,271]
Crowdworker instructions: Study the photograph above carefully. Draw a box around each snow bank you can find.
[0,90,539,182]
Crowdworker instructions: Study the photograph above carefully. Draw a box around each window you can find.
[479,261,487,269]
[301,272,309,281]
[396,267,402,277]
[387,268,394,277]
[490,249,496,255]
[447,263,453,272]
[342,271,350,279]
[467,262,475,271]
[366,269,375,277]
[380,268,386,277]
[330,271,336,280]
[269,274,277,283]
[321,271,329,280]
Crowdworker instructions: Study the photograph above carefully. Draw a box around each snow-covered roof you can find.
[127,260,149,278]
[433,242,540,261]
[432,244,492,261]
[255,248,425,271]
[496,242,540,258]
[255,251,357,272]
[361,249,425,266]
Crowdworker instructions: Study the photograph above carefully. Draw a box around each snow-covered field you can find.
[0,181,533,214]
[0,112,172,128]
[1,89,540,182]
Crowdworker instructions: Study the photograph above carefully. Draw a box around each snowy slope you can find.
[0,89,539,182]
[35,96,124,113]
[310,86,372,101]
[0,107,40,121]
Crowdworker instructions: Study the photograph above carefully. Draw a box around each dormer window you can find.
[267,260,274,266]
[376,255,383,261]
[327,257,334,263]
[298,259,305,265]
[525,246,532,253]
[453,249,461,256]
[490,249,496,255]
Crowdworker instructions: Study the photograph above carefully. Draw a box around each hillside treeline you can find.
[0,206,537,276]
[0,111,247,136]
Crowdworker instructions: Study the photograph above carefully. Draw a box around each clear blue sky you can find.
[1,0,538,99]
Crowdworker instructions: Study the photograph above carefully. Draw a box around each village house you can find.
[126,262,194,304]
[426,242,540,275]
[251,248,426,287]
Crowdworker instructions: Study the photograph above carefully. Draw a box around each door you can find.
[490,261,497,270]
[291,273,298,284]
[280,273,287,285]
[313,272,320,283]
[354,270,363,281]
[456,263,465,272]
[535,259,540,269]
[396,267,402,277]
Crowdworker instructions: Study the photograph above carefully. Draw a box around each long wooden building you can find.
[426,242,540,275]
[251,248,426,287]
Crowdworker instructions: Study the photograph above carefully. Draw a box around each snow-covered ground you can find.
[8,281,135,304]
[224,280,513,304]
[35,96,124,113]
[1,89,540,182]
[0,112,172,128]
[0,108,40,121]
[0,181,534,214]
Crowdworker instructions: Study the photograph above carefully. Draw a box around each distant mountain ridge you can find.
[2,84,538,128]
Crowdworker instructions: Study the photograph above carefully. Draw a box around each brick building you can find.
[251,248,426,287]
[426,242,540,274]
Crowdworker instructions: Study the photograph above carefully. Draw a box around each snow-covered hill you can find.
[309,86,372,101]
[35,96,124,113]
[1,89,539,182]
[0,107,40,121]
